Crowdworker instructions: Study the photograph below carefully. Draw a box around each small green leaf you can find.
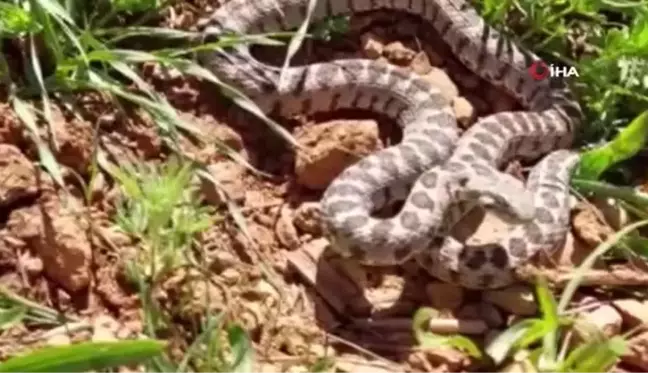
[413,307,482,358]
[227,325,254,373]
[575,110,648,180]
[0,3,41,36]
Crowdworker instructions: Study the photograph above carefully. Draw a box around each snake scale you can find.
[197,0,584,289]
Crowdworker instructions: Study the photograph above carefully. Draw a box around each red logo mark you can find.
[528,61,550,81]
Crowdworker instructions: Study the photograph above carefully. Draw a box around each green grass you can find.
[2,0,648,371]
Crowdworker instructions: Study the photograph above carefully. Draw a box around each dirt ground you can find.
[2,1,648,372]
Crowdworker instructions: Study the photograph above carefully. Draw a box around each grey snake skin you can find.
[197,0,584,289]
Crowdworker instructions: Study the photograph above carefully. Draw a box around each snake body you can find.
[197,0,583,289]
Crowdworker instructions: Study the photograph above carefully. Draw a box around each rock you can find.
[50,106,94,173]
[421,67,458,102]
[7,196,91,292]
[0,144,38,207]
[546,232,593,268]
[613,299,648,329]
[623,331,648,370]
[458,302,504,328]
[572,203,615,247]
[452,97,475,128]
[361,32,384,59]
[220,267,240,284]
[294,120,381,190]
[483,285,538,316]
[425,282,464,310]
[410,51,433,75]
[201,160,247,204]
[275,206,300,250]
[252,280,279,301]
[579,304,622,339]
[0,102,24,145]
[91,314,120,342]
[383,41,416,65]
[293,202,322,235]
[18,251,43,275]
[178,112,245,163]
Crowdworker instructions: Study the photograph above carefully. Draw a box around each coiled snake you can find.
[197,0,583,289]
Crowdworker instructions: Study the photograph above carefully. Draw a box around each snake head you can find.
[456,174,535,221]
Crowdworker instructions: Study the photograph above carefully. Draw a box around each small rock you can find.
[383,41,416,65]
[0,102,24,145]
[211,123,244,152]
[421,67,458,102]
[572,204,615,247]
[275,206,300,250]
[578,304,622,338]
[253,280,279,301]
[360,32,384,59]
[483,285,538,316]
[7,197,91,292]
[294,120,381,190]
[18,252,43,275]
[201,160,247,204]
[410,52,433,75]
[220,267,240,284]
[92,314,119,342]
[0,144,38,207]
[293,202,322,235]
[458,302,503,328]
[623,331,648,370]
[613,299,648,329]
[50,106,94,173]
[210,249,238,271]
[46,333,72,346]
[426,282,464,310]
[452,97,475,128]
[545,232,593,268]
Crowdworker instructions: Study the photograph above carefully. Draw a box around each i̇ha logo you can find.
[528,61,579,81]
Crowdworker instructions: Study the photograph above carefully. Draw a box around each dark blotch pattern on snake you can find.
[196,0,583,289]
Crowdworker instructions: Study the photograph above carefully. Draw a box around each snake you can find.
[196,0,584,289]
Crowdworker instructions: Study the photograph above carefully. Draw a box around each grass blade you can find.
[278,0,317,89]
[572,178,648,208]
[413,307,482,358]
[558,219,648,313]
[0,340,166,372]
[0,305,27,330]
[11,98,65,188]
[486,319,539,364]
[575,110,648,180]
[227,325,254,373]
